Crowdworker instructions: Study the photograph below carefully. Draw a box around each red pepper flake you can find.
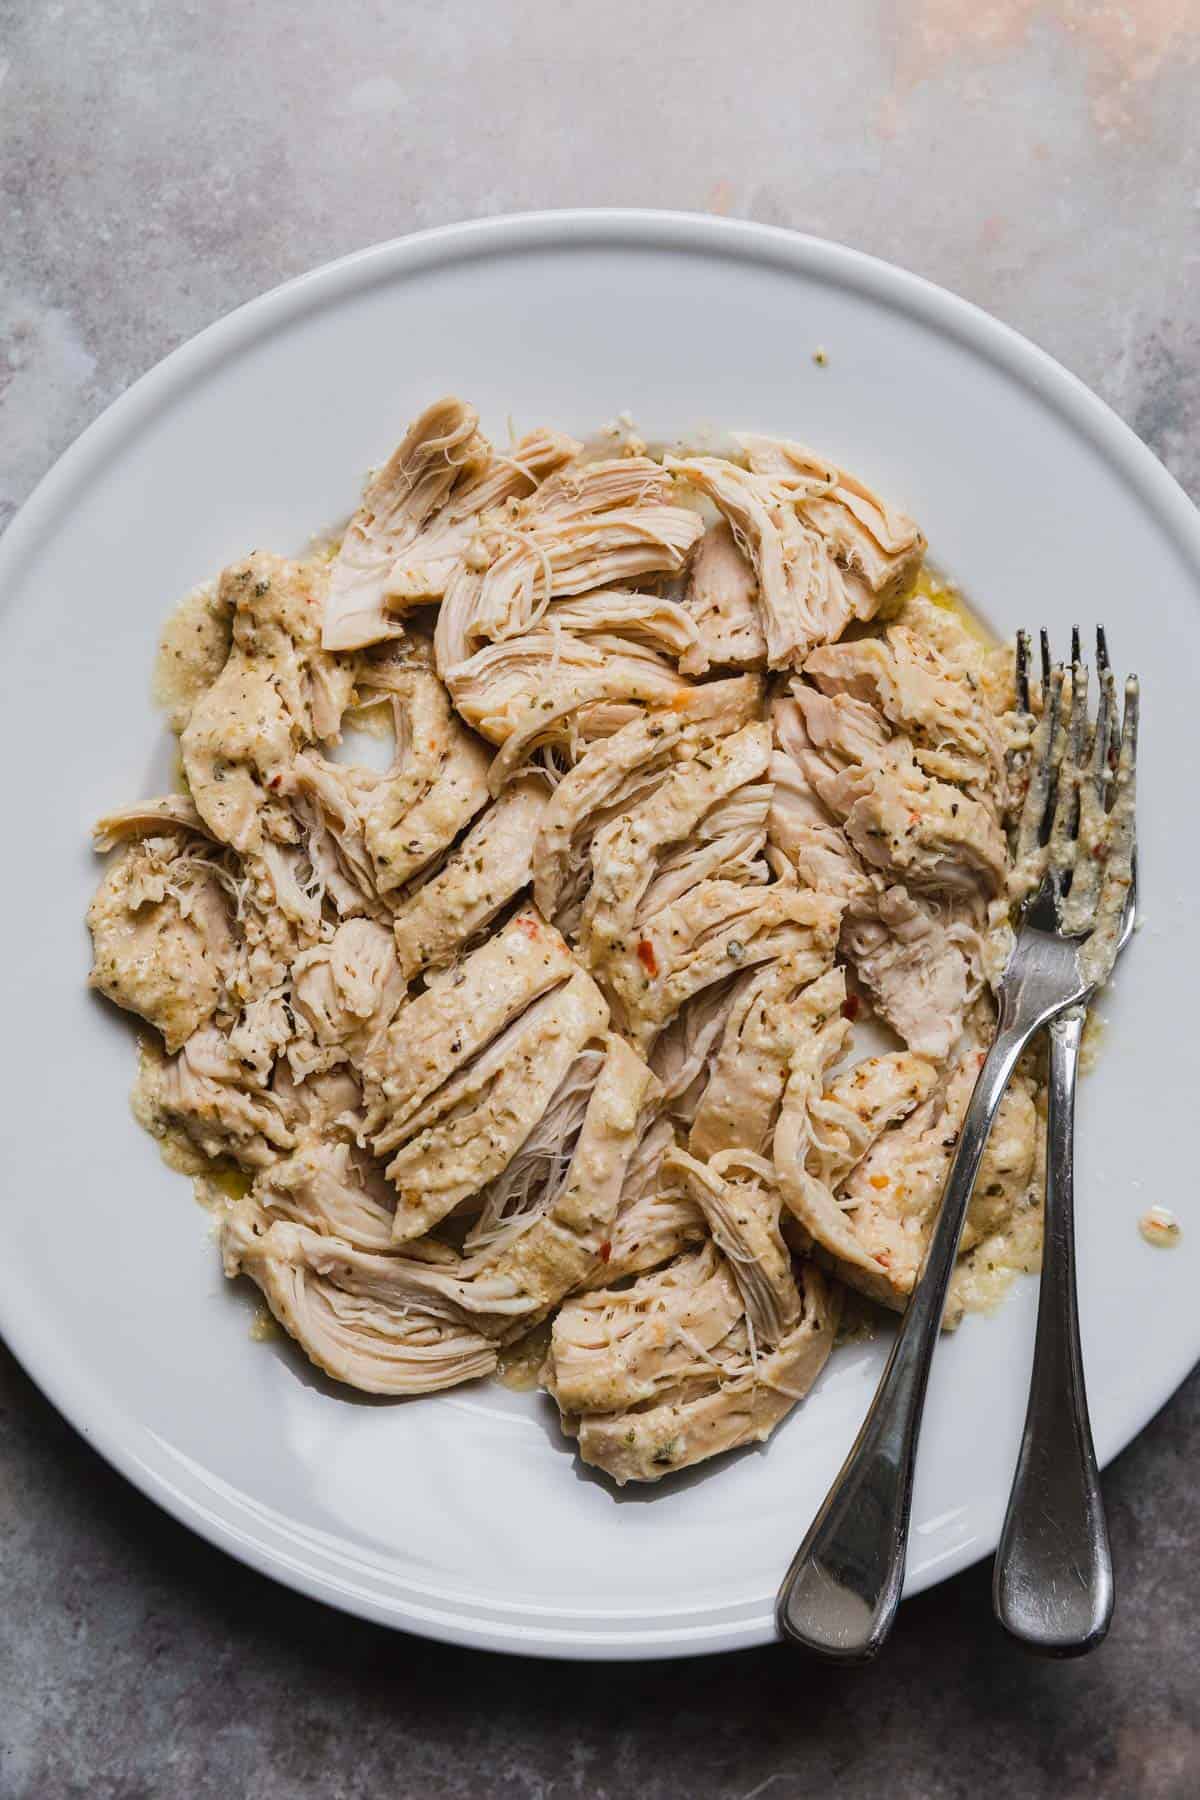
[517,914,541,939]
[268,775,283,790]
[637,939,659,978]
[598,1240,612,1263]
[841,994,860,1021]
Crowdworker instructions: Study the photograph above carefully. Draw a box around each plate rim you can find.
[1,207,1197,1660]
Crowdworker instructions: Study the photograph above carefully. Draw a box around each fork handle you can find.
[776,1014,1035,1660]
[992,1009,1113,1655]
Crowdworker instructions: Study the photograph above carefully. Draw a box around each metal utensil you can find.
[776,631,1139,1661]
[992,631,1138,1656]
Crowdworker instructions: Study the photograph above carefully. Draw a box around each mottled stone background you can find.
[1,3,1197,1796]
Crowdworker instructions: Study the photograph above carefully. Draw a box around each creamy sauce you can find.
[907,562,996,648]
[496,1319,553,1391]
[1079,1009,1107,1075]
[250,1303,282,1342]
[152,579,231,731]
[131,1046,253,1208]
[130,1044,210,1177]
[950,1196,1044,1316]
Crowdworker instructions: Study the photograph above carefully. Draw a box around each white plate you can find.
[1,212,1196,1661]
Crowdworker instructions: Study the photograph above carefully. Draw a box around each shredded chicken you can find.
[546,1251,840,1484]
[666,442,923,669]
[390,776,546,980]
[770,605,1018,1057]
[361,908,576,1141]
[530,678,763,927]
[679,519,766,674]
[687,953,844,1162]
[377,968,610,1241]
[292,656,491,897]
[434,457,704,673]
[133,1028,297,1171]
[290,918,406,1074]
[444,624,695,788]
[584,1115,706,1286]
[322,399,578,652]
[222,1208,500,1394]
[88,829,237,1051]
[252,1139,400,1251]
[807,1036,1040,1315]
[86,395,1046,1489]
[182,552,353,853]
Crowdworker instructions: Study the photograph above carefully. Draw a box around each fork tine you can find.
[1104,677,1138,862]
[1062,660,1116,932]
[1071,624,1081,667]
[1097,625,1122,779]
[1047,661,1090,889]
[1106,667,1123,776]
[1040,628,1052,694]
[1015,661,1065,875]
[1090,665,1116,794]
[1016,629,1031,714]
[1086,676,1139,979]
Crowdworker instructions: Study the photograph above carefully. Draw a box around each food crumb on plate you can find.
[1139,1205,1182,1248]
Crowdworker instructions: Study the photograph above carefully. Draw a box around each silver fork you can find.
[992,627,1137,1655]
[776,630,1139,1661]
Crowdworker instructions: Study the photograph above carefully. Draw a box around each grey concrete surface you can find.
[2,2,1198,1795]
